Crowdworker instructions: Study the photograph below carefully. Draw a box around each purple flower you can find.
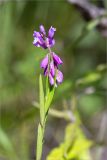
[50,61,55,76]
[56,70,63,84]
[33,25,56,49]
[40,55,48,69]
[48,26,56,38]
[40,53,63,86]
[40,53,63,69]
[40,25,46,36]
[52,52,63,66]
[33,31,47,49]
[49,73,54,85]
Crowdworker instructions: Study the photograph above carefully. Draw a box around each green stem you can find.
[36,123,44,160]
[36,54,55,160]
[36,75,45,160]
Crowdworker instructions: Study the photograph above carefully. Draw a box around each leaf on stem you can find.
[45,85,55,114]
[39,74,45,125]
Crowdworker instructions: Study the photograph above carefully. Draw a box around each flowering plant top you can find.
[33,25,63,86]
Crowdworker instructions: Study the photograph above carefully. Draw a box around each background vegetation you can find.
[0,0,106,160]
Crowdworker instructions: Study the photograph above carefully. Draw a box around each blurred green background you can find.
[0,0,106,160]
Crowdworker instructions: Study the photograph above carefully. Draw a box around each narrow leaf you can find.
[39,74,45,125]
[45,85,55,114]
[46,76,49,97]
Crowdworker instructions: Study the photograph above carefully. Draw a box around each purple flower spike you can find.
[33,32,47,49]
[48,26,56,38]
[33,25,63,86]
[40,25,46,36]
[56,70,63,84]
[52,52,63,65]
[40,55,48,69]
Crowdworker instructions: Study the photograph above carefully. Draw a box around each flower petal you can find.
[49,73,54,85]
[33,37,40,47]
[40,55,48,69]
[48,26,56,38]
[56,70,63,84]
[44,66,48,76]
[33,31,41,38]
[33,31,47,49]
[40,42,47,49]
[40,25,46,35]
[52,52,63,65]
[50,61,55,76]
[49,38,55,48]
